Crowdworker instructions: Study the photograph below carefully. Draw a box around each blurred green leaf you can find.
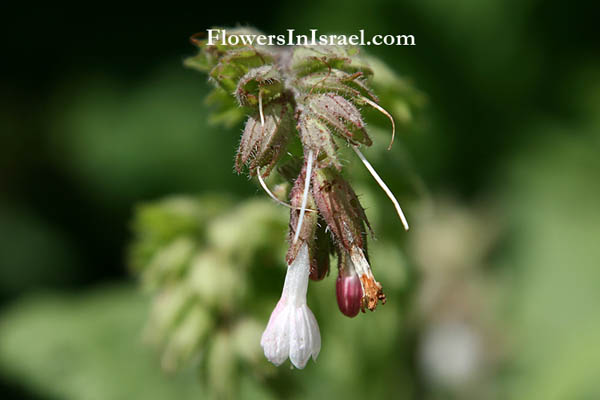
[498,128,600,399]
[0,286,204,400]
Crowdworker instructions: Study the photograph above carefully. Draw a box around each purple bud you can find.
[336,271,362,318]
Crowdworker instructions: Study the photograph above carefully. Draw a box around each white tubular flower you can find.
[260,243,321,369]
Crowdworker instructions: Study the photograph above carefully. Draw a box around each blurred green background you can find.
[1,3,599,399]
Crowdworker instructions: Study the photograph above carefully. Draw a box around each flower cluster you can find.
[186,27,411,369]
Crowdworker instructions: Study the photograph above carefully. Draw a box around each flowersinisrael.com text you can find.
[207,29,416,47]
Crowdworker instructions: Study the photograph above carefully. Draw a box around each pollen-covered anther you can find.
[359,273,386,311]
[349,246,386,312]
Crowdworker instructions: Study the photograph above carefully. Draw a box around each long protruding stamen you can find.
[293,150,314,243]
[258,90,265,128]
[353,146,409,231]
[360,96,395,150]
[256,167,316,212]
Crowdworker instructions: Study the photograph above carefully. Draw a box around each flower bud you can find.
[336,252,362,317]
[306,93,372,146]
[296,69,377,103]
[312,168,386,311]
[289,45,372,78]
[311,167,372,252]
[297,111,341,169]
[235,103,293,177]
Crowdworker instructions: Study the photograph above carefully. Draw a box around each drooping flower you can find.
[260,243,321,369]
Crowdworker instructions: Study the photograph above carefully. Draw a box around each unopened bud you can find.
[306,93,372,146]
[311,167,372,252]
[235,103,293,177]
[289,45,371,78]
[336,252,362,317]
[297,111,340,169]
[296,69,378,104]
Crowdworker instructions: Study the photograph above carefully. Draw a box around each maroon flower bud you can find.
[336,252,362,317]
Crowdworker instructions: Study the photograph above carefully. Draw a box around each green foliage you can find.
[129,195,289,398]
[0,286,204,400]
[125,192,413,398]
[496,127,600,399]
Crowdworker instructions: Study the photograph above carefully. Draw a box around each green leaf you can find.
[0,286,204,400]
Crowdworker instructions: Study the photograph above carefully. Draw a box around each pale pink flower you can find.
[260,243,321,369]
